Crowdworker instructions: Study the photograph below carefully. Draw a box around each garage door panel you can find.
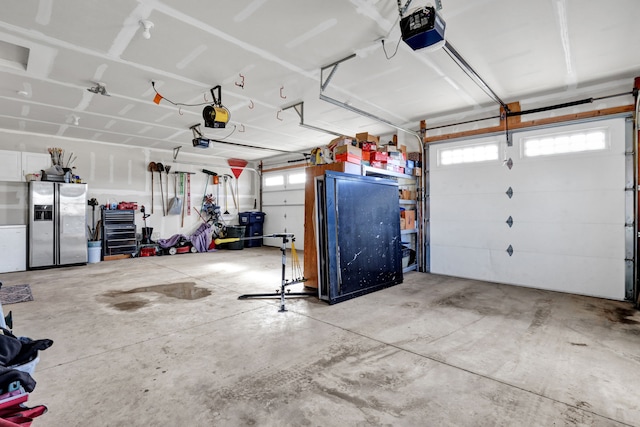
[510,155,624,192]
[508,190,624,224]
[262,191,286,205]
[262,169,305,248]
[509,223,624,258]
[262,203,304,248]
[429,117,627,300]
[431,246,501,282]
[431,246,625,300]
[431,220,624,259]
[431,194,510,222]
[283,189,305,205]
[431,164,507,195]
[431,221,507,250]
[503,252,625,300]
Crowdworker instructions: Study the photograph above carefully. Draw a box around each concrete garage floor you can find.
[2,246,640,426]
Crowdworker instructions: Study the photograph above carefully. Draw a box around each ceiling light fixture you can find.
[139,20,154,40]
[87,82,110,96]
[66,114,80,126]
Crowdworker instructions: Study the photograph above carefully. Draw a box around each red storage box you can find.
[335,153,362,164]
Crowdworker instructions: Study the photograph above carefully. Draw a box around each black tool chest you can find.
[101,208,136,258]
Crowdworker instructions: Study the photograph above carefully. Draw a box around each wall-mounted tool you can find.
[201,169,218,211]
[164,165,171,213]
[88,198,99,240]
[156,162,166,216]
[147,162,156,214]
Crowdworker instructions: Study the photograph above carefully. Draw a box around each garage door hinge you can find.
[506,187,514,199]
[507,245,514,256]
[506,216,513,228]
[506,158,513,170]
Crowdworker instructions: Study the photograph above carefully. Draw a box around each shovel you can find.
[223,175,229,214]
[167,171,183,215]
[156,162,166,216]
[147,161,156,214]
[164,165,171,214]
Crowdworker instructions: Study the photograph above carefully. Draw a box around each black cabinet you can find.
[101,208,136,258]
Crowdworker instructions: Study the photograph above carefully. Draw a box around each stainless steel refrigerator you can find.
[29,181,88,268]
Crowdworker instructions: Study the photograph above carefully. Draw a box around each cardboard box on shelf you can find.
[407,152,421,162]
[328,136,355,150]
[370,152,388,161]
[378,144,398,153]
[413,168,422,176]
[334,144,362,156]
[371,161,384,168]
[335,153,362,165]
[356,132,380,144]
[361,142,377,151]
[401,209,416,229]
[400,217,406,230]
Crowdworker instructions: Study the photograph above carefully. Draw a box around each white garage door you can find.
[430,117,629,300]
[262,169,305,249]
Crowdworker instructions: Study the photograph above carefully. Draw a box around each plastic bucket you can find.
[88,241,101,263]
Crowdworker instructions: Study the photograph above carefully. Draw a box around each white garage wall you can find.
[0,130,260,240]
[430,117,627,300]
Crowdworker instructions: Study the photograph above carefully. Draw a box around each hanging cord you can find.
[382,37,403,60]
[212,125,238,142]
[151,81,213,107]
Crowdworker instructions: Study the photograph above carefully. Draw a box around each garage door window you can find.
[264,175,284,187]
[288,173,305,185]
[522,128,608,158]
[438,142,499,166]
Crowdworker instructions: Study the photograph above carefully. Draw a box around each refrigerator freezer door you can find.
[29,181,55,268]
[58,183,88,265]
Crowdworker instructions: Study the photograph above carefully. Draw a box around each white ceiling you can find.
[0,0,639,161]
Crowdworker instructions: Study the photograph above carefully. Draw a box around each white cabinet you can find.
[0,225,27,273]
[0,150,22,181]
[22,152,51,177]
[0,150,50,182]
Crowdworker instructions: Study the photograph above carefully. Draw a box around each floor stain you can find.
[104,282,211,300]
[602,307,639,325]
[102,282,211,311]
[112,300,149,311]
[570,342,588,347]
[528,301,552,330]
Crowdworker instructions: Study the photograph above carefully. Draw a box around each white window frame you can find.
[288,172,306,185]
[520,127,609,159]
[264,174,284,188]
[436,141,500,167]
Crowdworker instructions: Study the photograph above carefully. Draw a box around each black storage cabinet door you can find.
[317,171,403,304]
